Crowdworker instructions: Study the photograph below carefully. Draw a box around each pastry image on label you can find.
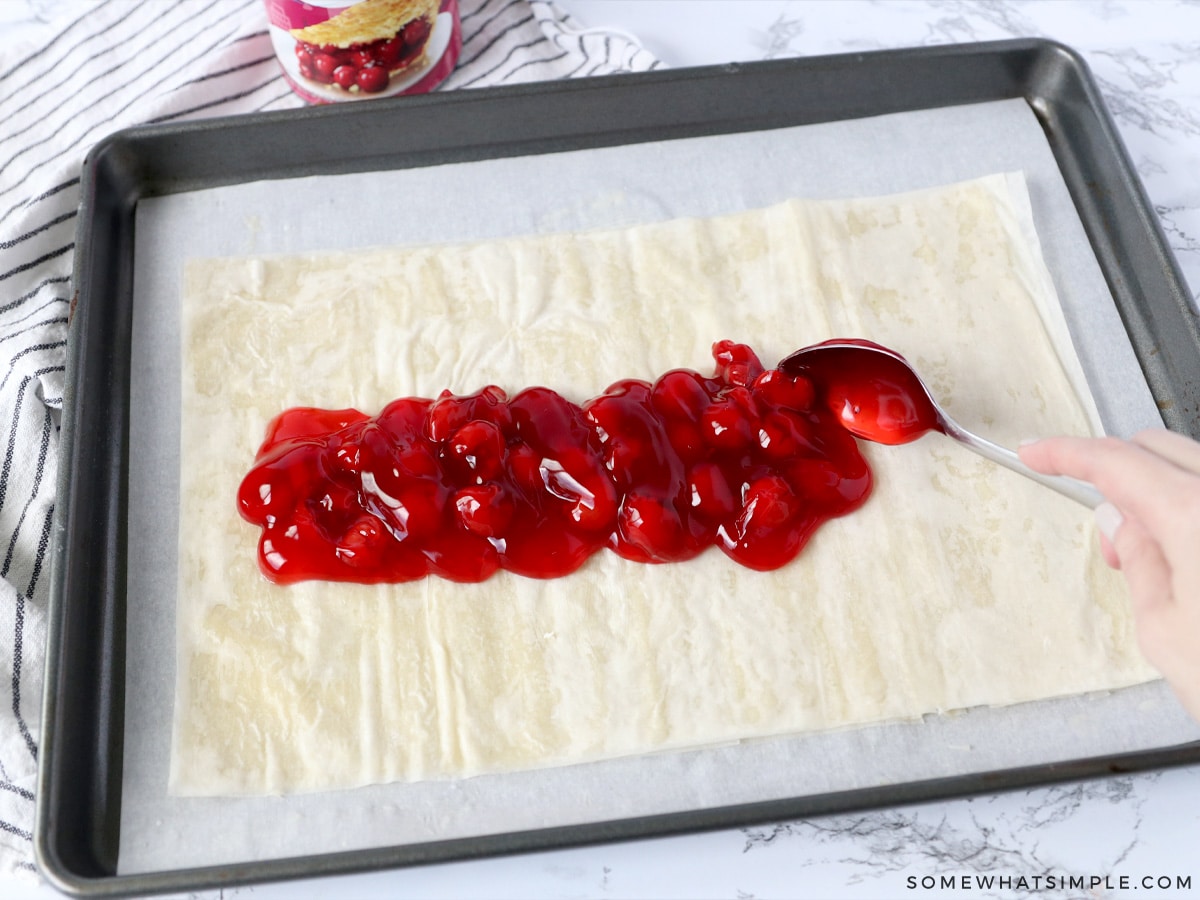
[265,0,461,103]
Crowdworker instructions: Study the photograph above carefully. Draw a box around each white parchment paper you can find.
[121,99,1197,874]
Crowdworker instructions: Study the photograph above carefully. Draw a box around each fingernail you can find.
[1094,501,1124,543]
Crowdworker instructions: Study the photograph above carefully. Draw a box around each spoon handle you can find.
[939,417,1104,509]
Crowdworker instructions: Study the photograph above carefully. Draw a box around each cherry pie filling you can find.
[294,16,433,93]
[237,341,873,584]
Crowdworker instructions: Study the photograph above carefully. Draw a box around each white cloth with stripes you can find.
[0,0,658,877]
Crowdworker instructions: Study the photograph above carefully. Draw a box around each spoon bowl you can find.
[779,340,1103,508]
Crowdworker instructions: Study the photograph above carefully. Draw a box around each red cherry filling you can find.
[356,65,389,93]
[294,15,434,93]
[238,342,873,585]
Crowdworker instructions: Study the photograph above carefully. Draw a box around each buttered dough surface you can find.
[172,173,1155,796]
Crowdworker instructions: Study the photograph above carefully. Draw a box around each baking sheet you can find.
[120,98,1199,873]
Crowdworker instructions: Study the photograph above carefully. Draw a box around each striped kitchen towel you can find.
[0,0,659,878]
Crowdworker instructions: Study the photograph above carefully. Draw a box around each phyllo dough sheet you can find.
[172,172,1155,797]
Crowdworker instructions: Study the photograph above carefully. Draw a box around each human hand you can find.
[1019,429,1200,724]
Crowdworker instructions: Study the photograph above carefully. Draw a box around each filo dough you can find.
[171,173,1156,796]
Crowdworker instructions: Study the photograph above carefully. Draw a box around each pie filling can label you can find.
[265,0,461,103]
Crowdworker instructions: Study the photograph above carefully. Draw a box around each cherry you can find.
[602,433,650,488]
[263,407,367,446]
[335,515,388,568]
[237,465,290,520]
[501,522,593,580]
[401,17,431,51]
[664,418,706,466]
[687,461,737,522]
[651,369,711,421]
[788,458,848,508]
[312,52,339,80]
[538,455,617,532]
[739,474,798,531]
[752,368,815,412]
[333,64,358,90]
[615,489,694,562]
[371,478,445,542]
[474,385,514,430]
[425,529,500,583]
[756,409,810,460]
[507,443,546,497]
[377,35,405,68]
[376,396,432,443]
[445,419,505,481]
[427,386,510,442]
[356,65,389,93]
[454,484,514,537]
[329,437,361,477]
[700,400,755,451]
[715,475,811,571]
[724,384,762,419]
[394,443,439,478]
[511,386,593,456]
[713,340,765,386]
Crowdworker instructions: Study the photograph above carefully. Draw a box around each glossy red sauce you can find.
[237,341,872,584]
[779,339,940,445]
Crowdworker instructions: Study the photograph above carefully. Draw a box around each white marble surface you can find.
[8,1,1200,897]
[582,0,1200,314]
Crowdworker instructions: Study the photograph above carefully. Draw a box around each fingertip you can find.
[1016,436,1053,468]
[1092,500,1124,569]
[1017,434,1083,477]
[1094,501,1124,544]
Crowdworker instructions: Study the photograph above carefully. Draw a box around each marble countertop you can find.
[7,1,1199,897]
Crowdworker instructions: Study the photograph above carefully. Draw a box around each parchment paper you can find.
[121,99,1199,873]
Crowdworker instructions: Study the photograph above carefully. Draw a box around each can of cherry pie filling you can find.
[264,0,461,103]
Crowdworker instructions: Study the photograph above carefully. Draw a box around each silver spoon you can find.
[778,340,1103,509]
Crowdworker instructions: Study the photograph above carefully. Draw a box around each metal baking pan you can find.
[39,38,1200,896]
